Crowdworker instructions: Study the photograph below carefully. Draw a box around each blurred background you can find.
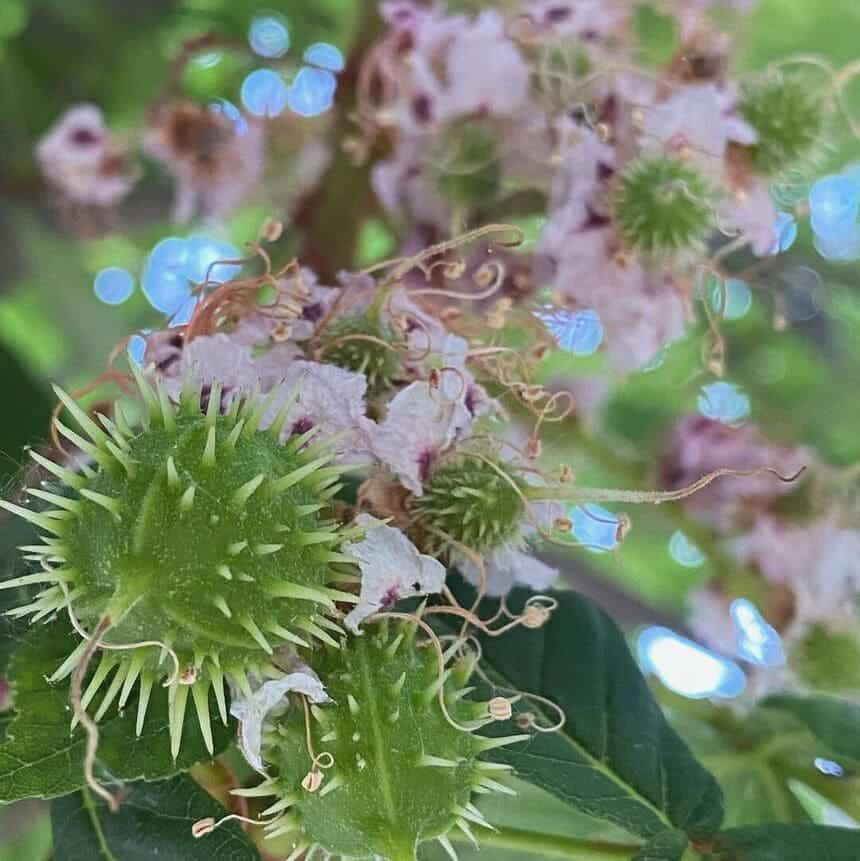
[1,0,860,856]
[2,0,859,608]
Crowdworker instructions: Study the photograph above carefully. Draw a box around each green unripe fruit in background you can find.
[792,623,860,695]
[0,371,358,757]
[246,618,524,861]
[613,156,712,255]
[739,73,826,177]
[413,456,525,555]
[433,119,502,206]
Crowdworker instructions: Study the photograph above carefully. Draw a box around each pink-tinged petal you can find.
[230,669,330,773]
[271,360,372,455]
[371,381,473,494]
[343,514,446,632]
[718,182,779,257]
[660,415,810,528]
[36,104,136,206]
[457,545,558,597]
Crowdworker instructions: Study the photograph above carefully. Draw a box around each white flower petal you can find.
[371,381,473,494]
[268,360,372,455]
[457,545,558,597]
[158,333,259,408]
[343,514,446,632]
[229,669,330,773]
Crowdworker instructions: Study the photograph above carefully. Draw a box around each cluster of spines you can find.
[233,619,525,861]
[613,155,712,255]
[320,314,403,395]
[738,72,826,177]
[414,456,525,555]
[432,118,502,205]
[0,370,361,757]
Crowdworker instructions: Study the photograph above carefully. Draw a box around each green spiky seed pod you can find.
[413,456,525,555]
[792,624,860,695]
[738,73,826,177]
[246,619,523,861]
[320,314,402,395]
[0,372,358,757]
[613,156,713,255]
[432,119,502,206]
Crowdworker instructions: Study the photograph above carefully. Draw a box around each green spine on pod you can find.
[413,456,526,555]
[0,370,359,758]
[320,314,403,395]
[738,73,826,177]
[613,155,713,255]
[249,618,525,861]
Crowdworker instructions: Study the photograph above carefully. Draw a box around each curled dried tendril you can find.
[69,615,119,811]
[300,694,335,794]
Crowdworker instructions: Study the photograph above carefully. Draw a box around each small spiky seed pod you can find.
[0,370,359,757]
[738,73,826,177]
[791,624,860,695]
[432,119,502,206]
[241,619,524,861]
[413,456,525,555]
[613,155,713,255]
[320,314,402,395]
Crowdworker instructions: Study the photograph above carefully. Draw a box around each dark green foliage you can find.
[51,774,260,861]
[0,343,52,488]
[764,693,860,767]
[450,580,725,841]
[0,620,233,803]
[705,825,860,860]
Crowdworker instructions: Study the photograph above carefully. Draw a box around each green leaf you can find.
[452,581,724,841]
[0,802,52,861]
[51,774,260,861]
[419,779,638,860]
[788,780,860,828]
[706,824,860,860]
[666,692,812,827]
[633,830,689,861]
[0,513,39,677]
[0,341,54,485]
[0,619,234,802]
[702,755,809,828]
[763,695,860,767]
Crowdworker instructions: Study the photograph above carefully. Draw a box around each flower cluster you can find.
[34,20,344,228]
[15,0,860,856]
[355,0,827,378]
[3,225,607,857]
[141,227,568,598]
[36,104,137,209]
[665,414,860,700]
